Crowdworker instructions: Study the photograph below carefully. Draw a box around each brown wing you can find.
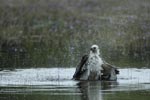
[101,63,119,74]
[101,62,119,81]
[73,55,88,80]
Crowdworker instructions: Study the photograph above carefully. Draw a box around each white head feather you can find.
[90,44,100,55]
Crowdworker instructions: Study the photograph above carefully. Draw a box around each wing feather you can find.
[101,62,119,81]
[73,55,88,80]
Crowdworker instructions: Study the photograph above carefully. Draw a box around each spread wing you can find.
[73,55,88,80]
[101,62,119,81]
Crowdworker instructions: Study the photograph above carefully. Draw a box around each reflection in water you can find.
[101,81,118,90]
[78,81,102,100]
[77,81,118,100]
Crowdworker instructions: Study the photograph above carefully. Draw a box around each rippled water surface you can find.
[0,68,150,100]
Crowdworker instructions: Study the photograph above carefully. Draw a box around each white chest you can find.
[88,55,103,71]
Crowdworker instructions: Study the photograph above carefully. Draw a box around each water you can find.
[0,68,150,100]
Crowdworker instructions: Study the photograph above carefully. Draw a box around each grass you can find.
[0,0,150,68]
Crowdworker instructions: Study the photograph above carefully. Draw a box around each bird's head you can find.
[90,44,100,55]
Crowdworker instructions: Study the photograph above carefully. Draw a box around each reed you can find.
[0,0,150,68]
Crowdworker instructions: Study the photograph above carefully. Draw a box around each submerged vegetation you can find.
[0,0,150,69]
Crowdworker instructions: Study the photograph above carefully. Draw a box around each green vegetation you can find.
[0,0,150,69]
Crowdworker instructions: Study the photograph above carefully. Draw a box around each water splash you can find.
[0,68,150,91]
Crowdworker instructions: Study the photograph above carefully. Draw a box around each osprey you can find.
[73,45,119,81]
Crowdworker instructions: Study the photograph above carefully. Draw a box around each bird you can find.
[73,44,119,81]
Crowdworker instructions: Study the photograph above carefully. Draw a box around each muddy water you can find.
[0,68,150,100]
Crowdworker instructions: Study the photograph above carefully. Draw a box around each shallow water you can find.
[0,68,150,100]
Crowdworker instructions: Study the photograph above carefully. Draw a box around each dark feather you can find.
[101,62,119,81]
[73,55,88,80]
